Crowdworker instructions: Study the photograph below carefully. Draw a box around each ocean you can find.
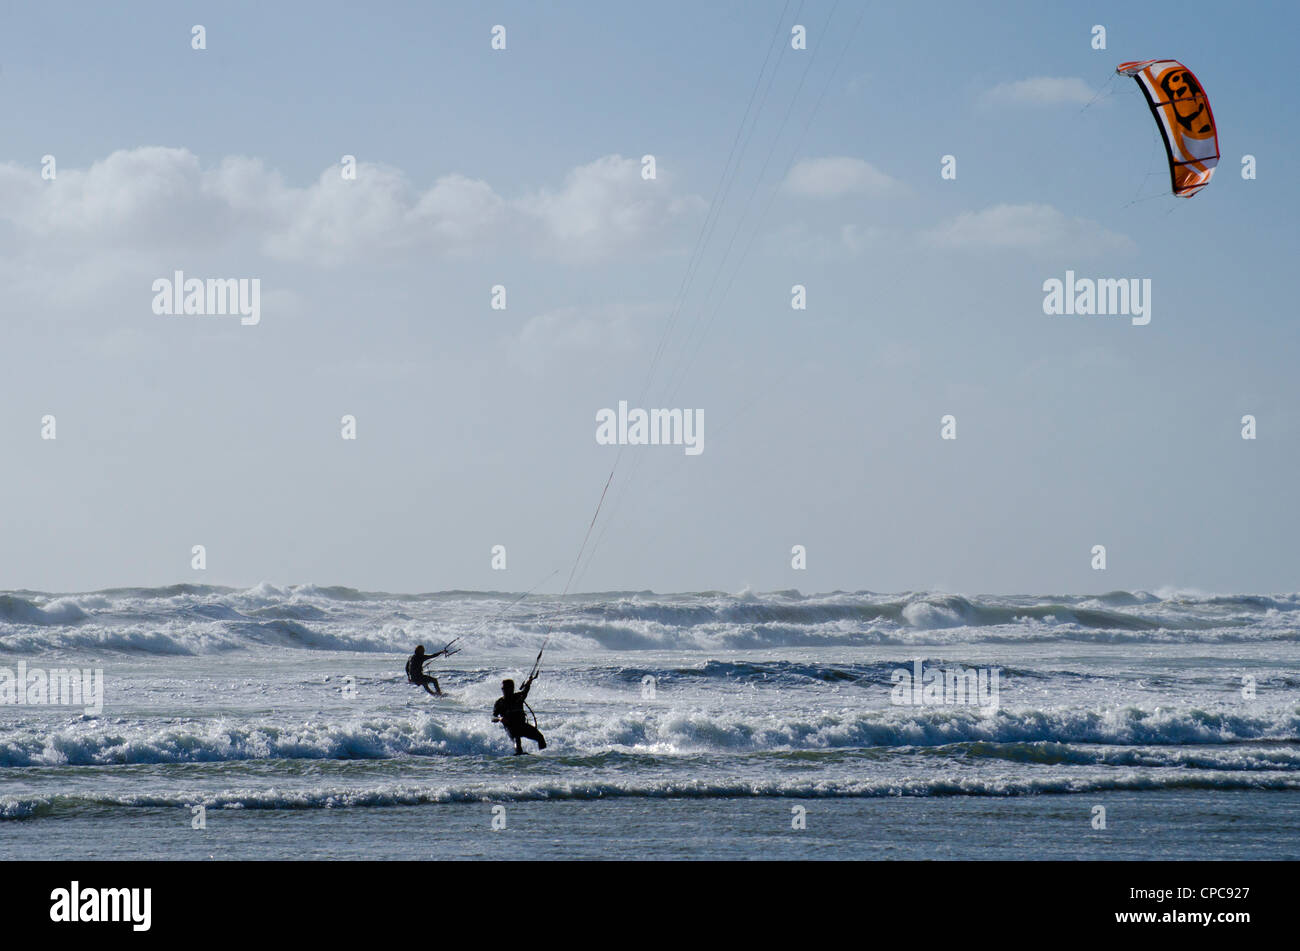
[1,585,1297,860]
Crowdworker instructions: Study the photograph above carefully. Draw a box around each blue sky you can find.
[1,1,1296,594]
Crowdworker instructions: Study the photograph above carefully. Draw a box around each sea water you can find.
[1,586,1297,860]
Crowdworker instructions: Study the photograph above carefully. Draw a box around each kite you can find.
[1116,60,1220,197]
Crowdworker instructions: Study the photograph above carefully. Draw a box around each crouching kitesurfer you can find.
[493,676,546,755]
[405,640,459,697]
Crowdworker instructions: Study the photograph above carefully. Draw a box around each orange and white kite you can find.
[1116,60,1219,197]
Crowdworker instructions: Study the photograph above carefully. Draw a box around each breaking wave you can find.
[3,707,1296,768]
[5,770,1299,820]
[1,586,1298,655]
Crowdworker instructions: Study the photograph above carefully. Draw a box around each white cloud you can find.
[1,147,225,247]
[922,203,1134,256]
[784,157,897,198]
[840,222,888,254]
[518,306,626,351]
[512,303,646,374]
[263,162,419,264]
[763,220,891,258]
[0,148,700,266]
[519,154,703,258]
[411,173,506,242]
[981,77,1095,106]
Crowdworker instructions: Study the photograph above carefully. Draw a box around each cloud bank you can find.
[0,148,701,266]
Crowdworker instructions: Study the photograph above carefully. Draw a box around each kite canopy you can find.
[1116,59,1219,197]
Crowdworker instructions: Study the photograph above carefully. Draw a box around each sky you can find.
[0,1,1296,595]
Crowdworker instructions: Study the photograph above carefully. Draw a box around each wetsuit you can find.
[406,652,441,696]
[493,682,546,753]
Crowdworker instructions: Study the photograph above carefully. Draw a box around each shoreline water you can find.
[3,791,1296,861]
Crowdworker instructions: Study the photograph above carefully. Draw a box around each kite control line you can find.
[522,635,550,729]
[526,635,549,687]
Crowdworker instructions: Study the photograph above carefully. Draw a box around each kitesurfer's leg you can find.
[517,724,546,750]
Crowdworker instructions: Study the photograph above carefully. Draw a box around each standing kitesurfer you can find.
[406,642,458,697]
[493,678,547,754]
